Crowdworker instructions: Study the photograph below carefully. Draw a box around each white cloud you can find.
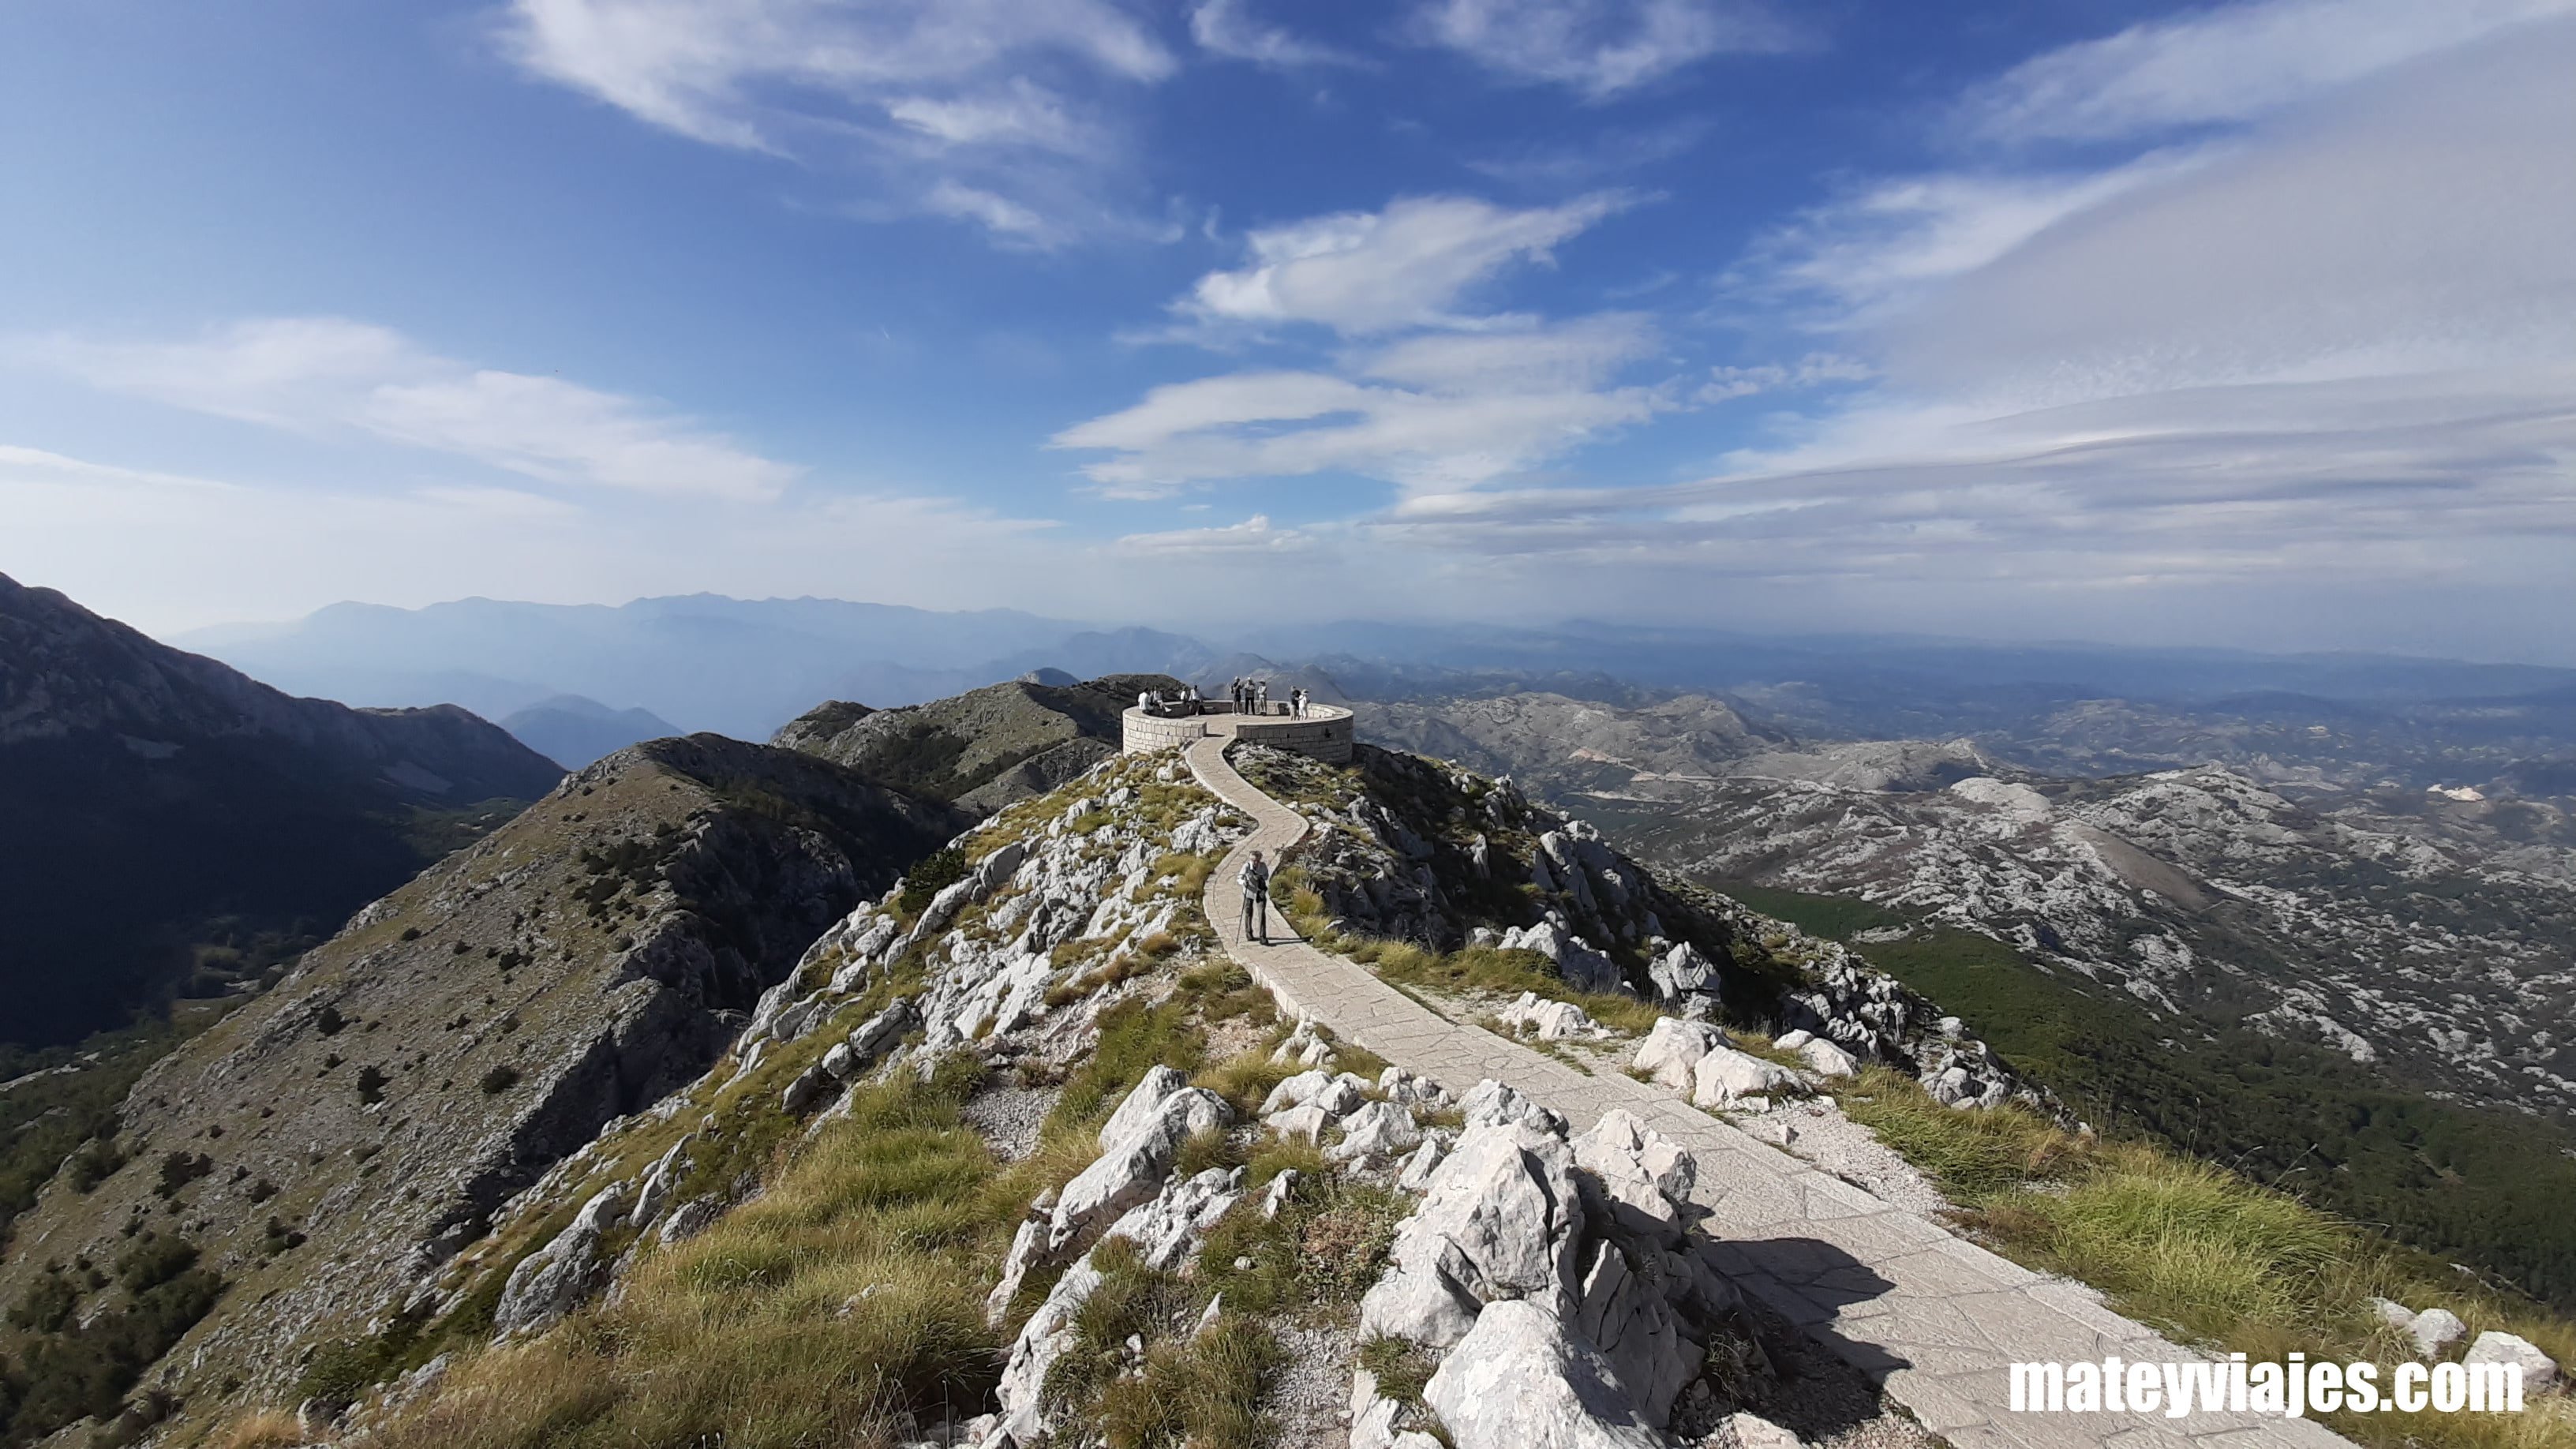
[1189,0,1361,69]
[1699,353,1871,402]
[1961,0,2576,145]
[1418,0,1792,99]
[1055,313,1669,496]
[1282,17,2576,657]
[26,317,799,500]
[1115,512,1318,555]
[1731,152,2213,324]
[501,0,1176,243]
[1181,193,1631,335]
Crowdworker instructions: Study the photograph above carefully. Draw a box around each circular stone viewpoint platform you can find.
[1122,700,1354,763]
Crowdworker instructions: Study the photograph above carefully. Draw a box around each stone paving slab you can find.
[1181,737,2350,1449]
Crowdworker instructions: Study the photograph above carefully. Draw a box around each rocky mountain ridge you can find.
[0,575,567,1049]
[772,672,1184,814]
[0,733,959,1442]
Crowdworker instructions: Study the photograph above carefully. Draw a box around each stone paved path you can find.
[1186,736,2348,1449]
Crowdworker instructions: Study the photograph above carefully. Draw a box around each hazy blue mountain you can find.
[500,695,681,769]
[179,594,1101,739]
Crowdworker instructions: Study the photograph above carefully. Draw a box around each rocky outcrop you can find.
[491,1183,630,1338]
[1347,1080,1765,1445]
[1425,1299,1663,1449]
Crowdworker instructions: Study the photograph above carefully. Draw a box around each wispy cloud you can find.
[1115,512,1319,555]
[1188,0,1364,69]
[500,0,1177,245]
[25,316,799,500]
[1417,0,1794,100]
[1058,313,1669,496]
[1958,0,2576,146]
[1178,193,1634,336]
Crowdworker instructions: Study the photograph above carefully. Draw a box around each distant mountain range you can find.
[178,596,1211,742]
[0,574,565,1049]
[178,594,2576,766]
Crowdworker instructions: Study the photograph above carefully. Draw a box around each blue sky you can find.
[3,0,2570,660]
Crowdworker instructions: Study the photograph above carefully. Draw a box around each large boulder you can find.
[2463,1331,2562,1393]
[1423,1298,1662,1449]
[1631,1018,1726,1092]
[1690,1045,1804,1109]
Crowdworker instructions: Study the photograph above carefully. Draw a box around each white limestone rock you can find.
[994,1251,1101,1443]
[1571,1109,1695,1249]
[628,1136,693,1229]
[1047,1073,1232,1254]
[1729,1410,1804,1449]
[2463,1331,2560,1392]
[1261,1068,1335,1116]
[491,1183,630,1339]
[1422,1298,1661,1449]
[1497,991,1611,1041]
[2410,1307,2468,1359]
[1575,1238,1703,1428]
[1795,1037,1859,1078]
[1358,1118,1586,1350]
[1646,942,1720,1005]
[1268,1103,1335,1142]
[1459,1078,1567,1135]
[1098,1065,1192,1148]
[1380,1066,1454,1110]
[1260,1169,1300,1220]
[1395,1136,1447,1193]
[1311,1076,1368,1118]
[1632,1018,1727,1092]
[1327,1101,1425,1163]
[1103,1166,1245,1271]
[1690,1046,1805,1109]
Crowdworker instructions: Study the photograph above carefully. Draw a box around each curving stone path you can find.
[1186,736,2347,1449]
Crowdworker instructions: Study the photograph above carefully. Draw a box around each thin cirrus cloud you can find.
[500,0,1176,245]
[1417,0,1796,100]
[1057,313,1669,497]
[26,316,800,501]
[1956,0,2576,145]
